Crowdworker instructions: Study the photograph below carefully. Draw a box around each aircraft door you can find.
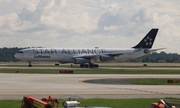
[28,50,32,56]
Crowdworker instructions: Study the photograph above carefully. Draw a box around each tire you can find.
[84,64,89,68]
[80,64,84,68]
[90,64,94,68]
[94,64,99,68]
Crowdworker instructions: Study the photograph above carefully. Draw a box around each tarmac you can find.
[0,71,180,100]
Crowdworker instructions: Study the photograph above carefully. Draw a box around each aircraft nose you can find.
[14,53,19,59]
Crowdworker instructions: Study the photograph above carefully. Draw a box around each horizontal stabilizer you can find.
[148,48,166,53]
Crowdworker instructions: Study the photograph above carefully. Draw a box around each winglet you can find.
[133,28,159,49]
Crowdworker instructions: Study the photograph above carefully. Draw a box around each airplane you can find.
[14,28,164,68]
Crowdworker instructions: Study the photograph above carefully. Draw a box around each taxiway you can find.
[0,73,180,100]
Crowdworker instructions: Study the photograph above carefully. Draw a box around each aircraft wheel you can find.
[28,64,32,67]
[80,64,84,68]
[94,64,99,68]
[28,62,32,67]
[90,64,94,68]
[84,64,89,68]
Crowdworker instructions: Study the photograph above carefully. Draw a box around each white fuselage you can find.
[14,48,146,63]
[14,28,162,67]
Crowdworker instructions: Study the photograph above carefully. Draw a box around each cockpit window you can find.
[18,51,23,53]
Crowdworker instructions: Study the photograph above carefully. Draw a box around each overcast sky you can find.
[0,0,180,53]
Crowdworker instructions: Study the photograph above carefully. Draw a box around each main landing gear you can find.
[28,62,32,67]
[80,63,99,68]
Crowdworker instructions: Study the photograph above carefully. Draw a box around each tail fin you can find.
[132,28,159,48]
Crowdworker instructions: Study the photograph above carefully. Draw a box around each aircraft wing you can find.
[72,48,165,59]
[72,51,133,59]
[103,51,133,56]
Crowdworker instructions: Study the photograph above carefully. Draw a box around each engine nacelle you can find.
[100,55,114,61]
[74,58,90,64]
[144,49,150,54]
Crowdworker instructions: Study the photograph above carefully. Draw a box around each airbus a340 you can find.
[14,28,164,68]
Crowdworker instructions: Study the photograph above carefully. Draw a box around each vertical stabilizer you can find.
[133,29,159,48]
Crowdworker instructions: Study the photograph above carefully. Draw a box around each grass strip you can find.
[0,98,176,108]
[131,78,180,85]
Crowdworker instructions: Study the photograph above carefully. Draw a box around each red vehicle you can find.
[21,96,59,108]
[151,100,176,108]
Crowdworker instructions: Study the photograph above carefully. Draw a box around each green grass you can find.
[0,69,59,74]
[1,98,180,108]
[78,98,158,108]
[0,98,176,108]
[131,78,180,85]
[0,100,22,108]
[76,70,180,74]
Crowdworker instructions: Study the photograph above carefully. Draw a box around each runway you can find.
[0,73,180,100]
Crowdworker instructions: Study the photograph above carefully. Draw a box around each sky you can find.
[0,0,180,53]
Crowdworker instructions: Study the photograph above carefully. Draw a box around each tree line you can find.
[0,47,180,62]
[134,52,180,62]
[0,47,22,62]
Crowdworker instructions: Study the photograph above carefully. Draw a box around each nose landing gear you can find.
[28,62,32,67]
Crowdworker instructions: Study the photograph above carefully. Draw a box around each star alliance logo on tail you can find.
[144,36,153,46]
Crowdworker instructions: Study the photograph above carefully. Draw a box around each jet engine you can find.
[74,58,90,64]
[144,49,150,54]
[100,55,114,61]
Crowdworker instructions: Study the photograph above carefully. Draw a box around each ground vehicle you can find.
[21,96,59,108]
[21,96,109,108]
[151,99,177,108]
